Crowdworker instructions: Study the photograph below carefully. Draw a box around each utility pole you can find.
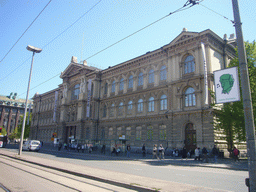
[232,0,256,191]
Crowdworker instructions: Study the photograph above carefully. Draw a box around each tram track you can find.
[0,155,138,192]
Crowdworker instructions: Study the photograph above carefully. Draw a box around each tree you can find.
[0,127,7,136]
[212,41,256,151]
[8,127,19,140]
[17,113,32,139]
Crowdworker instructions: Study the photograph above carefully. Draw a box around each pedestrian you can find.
[58,142,62,151]
[212,145,219,163]
[101,144,106,154]
[152,144,159,159]
[81,144,85,153]
[111,147,116,155]
[116,147,121,156]
[202,147,208,163]
[158,144,165,160]
[142,144,146,157]
[126,144,131,158]
[233,146,239,162]
[182,146,187,160]
[194,147,200,161]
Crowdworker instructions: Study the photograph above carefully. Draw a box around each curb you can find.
[0,152,156,192]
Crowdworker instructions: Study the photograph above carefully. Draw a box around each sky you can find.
[0,0,255,100]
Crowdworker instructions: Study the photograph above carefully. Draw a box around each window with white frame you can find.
[138,72,143,86]
[184,55,195,74]
[136,126,142,140]
[148,97,154,112]
[148,69,154,84]
[111,80,115,93]
[160,65,167,81]
[118,102,124,116]
[138,99,143,113]
[127,100,133,114]
[119,78,124,91]
[159,125,166,140]
[128,75,133,89]
[160,95,167,110]
[185,87,196,107]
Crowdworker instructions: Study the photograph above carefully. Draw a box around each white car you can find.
[22,140,41,152]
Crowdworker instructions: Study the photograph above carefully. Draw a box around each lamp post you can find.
[18,45,42,155]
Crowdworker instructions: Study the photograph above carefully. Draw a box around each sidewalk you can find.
[0,149,231,192]
[40,143,248,171]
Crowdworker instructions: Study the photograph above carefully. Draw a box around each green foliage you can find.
[213,41,256,150]
[8,127,19,140]
[17,113,31,139]
[0,127,7,136]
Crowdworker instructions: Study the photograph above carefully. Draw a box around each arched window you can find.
[111,81,115,93]
[138,99,143,113]
[138,72,143,86]
[148,69,154,84]
[128,75,133,89]
[160,66,167,81]
[185,87,196,107]
[160,95,167,110]
[118,102,124,116]
[104,83,108,95]
[103,105,107,117]
[148,97,154,112]
[120,78,124,91]
[72,84,80,100]
[184,55,195,74]
[127,101,132,114]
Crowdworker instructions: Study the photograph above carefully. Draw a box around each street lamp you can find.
[18,45,42,155]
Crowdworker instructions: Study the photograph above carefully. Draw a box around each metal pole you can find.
[18,51,35,155]
[232,0,256,191]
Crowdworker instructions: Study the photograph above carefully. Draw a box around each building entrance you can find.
[185,123,196,152]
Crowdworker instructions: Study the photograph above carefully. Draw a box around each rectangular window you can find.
[136,127,141,140]
[147,126,153,140]
[159,125,166,140]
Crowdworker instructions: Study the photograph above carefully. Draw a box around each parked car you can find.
[22,140,41,152]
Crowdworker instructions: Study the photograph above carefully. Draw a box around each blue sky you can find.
[0,0,255,100]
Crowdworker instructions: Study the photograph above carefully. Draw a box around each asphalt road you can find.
[2,144,249,192]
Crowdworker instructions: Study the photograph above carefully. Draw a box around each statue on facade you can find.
[63,84,68,98]
[80,77,86,93]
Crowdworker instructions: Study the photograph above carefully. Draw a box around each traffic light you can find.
[0,127,2,133]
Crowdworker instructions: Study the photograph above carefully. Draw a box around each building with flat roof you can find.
[31,29,237,152]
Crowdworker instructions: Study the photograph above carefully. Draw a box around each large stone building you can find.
[30,29,236,152]
[0,93,33,135]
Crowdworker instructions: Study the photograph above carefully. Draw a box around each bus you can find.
[0,135,7,148]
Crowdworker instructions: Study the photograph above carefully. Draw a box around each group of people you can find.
[152,144,165,160]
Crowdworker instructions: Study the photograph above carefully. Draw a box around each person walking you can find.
[126,144,131,158]
[152,144,159,159]
[182,146,187,160]
[202,147,208,163]
[194,147,200,161]
[142,144,146,157]
[212,145,219,163]
[101,144,106,154]
[233,146,239,162]
[158,144,165,160]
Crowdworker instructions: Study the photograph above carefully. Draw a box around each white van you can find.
[22,140,41,152]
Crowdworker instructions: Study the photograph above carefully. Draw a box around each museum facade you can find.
[30,29,236,152]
